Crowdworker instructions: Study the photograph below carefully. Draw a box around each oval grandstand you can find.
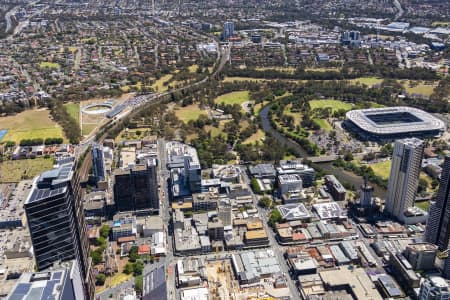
[344,106,445,141]
[81,103,113,115]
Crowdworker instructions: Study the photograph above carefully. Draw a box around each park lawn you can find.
[305,67,341,72]
[0,158,54,183]
[185,133,199,143]
[350,77,383,87]
[223,76,268,83]
[204,125,226,138]
[174,104,207,123]
[115,128,150,143]
[39,61,61,69]
[64,102,80,125]
[432,21,450,26]
[188,64,199,73]
[309,99,353,113]
[243,129,265,144]
[254,101,268,116]
[313,118,332,132]
[214,91,250,106]
[401,80,437,97]
[284,104,302,126]
[255,67,296,74]
[415,200,430,212]
[369,160,391,180]
[110,273,132,286]
[96,273,133,293]
[151,74,173,92]
[0,109,66,143]
[120,85,131,92]
[283,154,297,160]
[120,81,144,92]
[370,102,385,108]
[82,123,97,136]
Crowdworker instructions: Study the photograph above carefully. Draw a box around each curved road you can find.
[259,105,387,197]
[393,0,404,20]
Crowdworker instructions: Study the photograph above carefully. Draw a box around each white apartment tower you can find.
[385,138,424,222]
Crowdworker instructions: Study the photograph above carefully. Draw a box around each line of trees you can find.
[47,99,81,144]
[19,137,64,146]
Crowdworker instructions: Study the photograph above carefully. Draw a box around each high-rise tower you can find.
[385,138,424,222]
[92,143,106,182]
[24,163,94,299]
[114,158,159,215]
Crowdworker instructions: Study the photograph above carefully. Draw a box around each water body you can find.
[259,105,387,198]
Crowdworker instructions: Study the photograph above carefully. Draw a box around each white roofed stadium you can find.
[344,106,445,141]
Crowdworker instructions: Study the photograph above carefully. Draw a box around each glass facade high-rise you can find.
[92,144,106,182]
[223,21,234,40]
[113,158,159,214]
[24,163,94,299]
[385,138,424,222]
[425,155,450,277]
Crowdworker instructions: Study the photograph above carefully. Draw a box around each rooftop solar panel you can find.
[52,272,62,280]
[13,283,31,295]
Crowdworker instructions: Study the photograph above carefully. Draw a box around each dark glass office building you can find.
[113,159,159,215]
[425,155,450,277]
[24,163,94,299]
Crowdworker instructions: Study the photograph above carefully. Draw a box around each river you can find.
[259,105,387,198]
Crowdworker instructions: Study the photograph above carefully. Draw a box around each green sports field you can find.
[64,102,80,125]
[0,109,66,143]
[313,118,332,132]
[309,99,353,113]
[174,104,207,123]
[214,91,250,106]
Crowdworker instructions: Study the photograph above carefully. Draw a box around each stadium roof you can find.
[346,106,445,135]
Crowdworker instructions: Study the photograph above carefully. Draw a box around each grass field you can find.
[402,81,436,97]
[370,102,386,108]
[0,158,54,183]
[255,67,296,74]
[64,103,80,125]
[305,67,341,72]
[416,200,430,212]
[254,101,268,116]
[82,124,97,136]
[313,118,332,132]
[243,129,265,144]
[188,64,199,73]
[432,21,450,26]
[223,76,268,83]
[115,128,150,143]
[0,109,66,143]
[39,62,61,69]
[174,104,207,123]
[284,104,302,126]
[309,99,353,113]
[96,273,133,294]
[369,160,391,180]
[214,91,250,106]
[152,74,174,92]
[350,77,383,87]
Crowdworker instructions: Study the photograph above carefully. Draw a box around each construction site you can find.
[177,250,292,300]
